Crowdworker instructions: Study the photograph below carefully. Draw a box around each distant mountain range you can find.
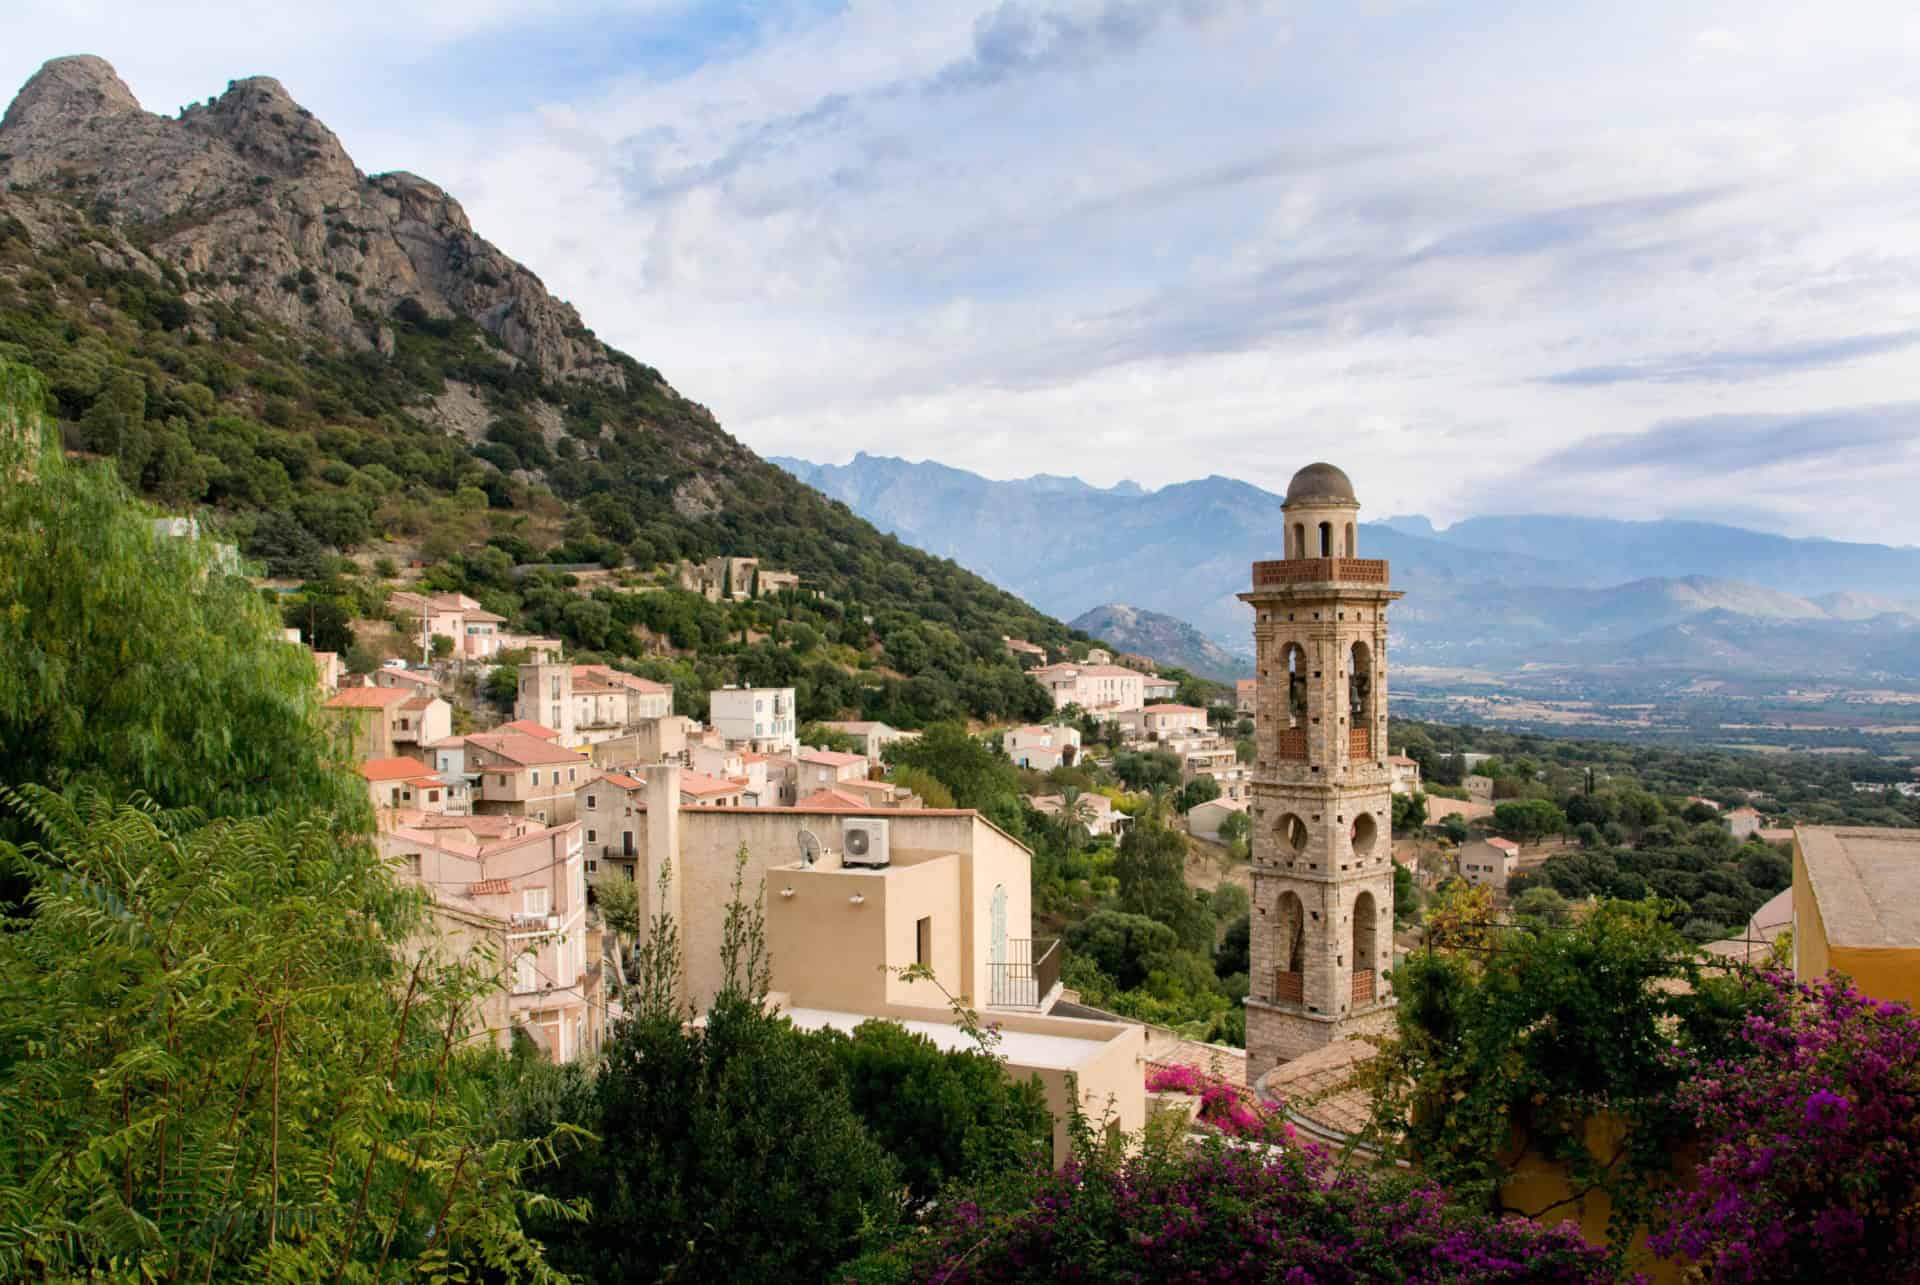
[776,453,1920,681]
[1064,604,1252,681]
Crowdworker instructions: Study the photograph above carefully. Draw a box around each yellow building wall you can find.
[1793,839,1920,1007]
[1497,1113,1692,1285]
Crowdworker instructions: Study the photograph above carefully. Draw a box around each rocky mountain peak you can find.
[0,54,622,389]
[0,55,141,138]
[179,74,356,181]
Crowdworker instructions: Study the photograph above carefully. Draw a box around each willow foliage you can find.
[0,359,362,829]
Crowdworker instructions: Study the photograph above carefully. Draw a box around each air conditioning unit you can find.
[841,818,891,868]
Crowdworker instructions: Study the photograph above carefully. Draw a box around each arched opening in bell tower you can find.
[1290,522,1305,559]
[1345,522,1355,557]
[1351,813,1378,861]
[1348,641,1374,758]
[1318,521,1332,557]
[1277,812,1309,854]
[1352,890,1378,1005]
[1282,643,1307,728]
[1273,890,1307,1003]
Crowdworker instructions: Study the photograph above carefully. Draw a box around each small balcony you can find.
[988,938,1061,1009]
[1250,558,1389,588]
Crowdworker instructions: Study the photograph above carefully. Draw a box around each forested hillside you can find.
[0,56,1074,724]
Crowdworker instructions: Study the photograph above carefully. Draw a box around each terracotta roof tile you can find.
[326,686,411,709]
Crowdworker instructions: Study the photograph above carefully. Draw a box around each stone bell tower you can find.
[1242,462,1403,1081]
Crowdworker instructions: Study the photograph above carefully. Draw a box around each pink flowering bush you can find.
[841,1132,1619,1283]
[1144,1063,1279,1140]
[1652,971,1920,1283]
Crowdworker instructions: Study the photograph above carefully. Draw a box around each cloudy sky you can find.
[10,1,1920,542]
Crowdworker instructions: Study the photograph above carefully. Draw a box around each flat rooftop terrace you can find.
[782,1007,1110,1071]
[1799,826,1920,949]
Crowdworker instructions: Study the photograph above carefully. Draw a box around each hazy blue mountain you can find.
[1066,604,1253,681]
[1413,515,1920,598]
[777,453,1920,680]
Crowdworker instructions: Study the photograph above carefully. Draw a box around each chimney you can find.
[643,763,684,998]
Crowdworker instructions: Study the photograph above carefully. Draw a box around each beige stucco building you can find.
[382,811,603,1062]
[1459,835,1520,890]
[325,685,452,762]
[1030,662,1148,717]
[465,729,595,825]
[1243,463,1399,1083]
[617,767,1147,1157]
[515,661,673,748]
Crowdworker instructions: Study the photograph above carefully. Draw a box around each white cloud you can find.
[10,0,1920,542]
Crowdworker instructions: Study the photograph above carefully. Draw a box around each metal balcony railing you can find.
[988,938,1060,1009]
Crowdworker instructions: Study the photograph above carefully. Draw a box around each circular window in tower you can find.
[1277,813,1309,853]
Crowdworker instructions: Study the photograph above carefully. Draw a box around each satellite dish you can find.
[797,829,821,866]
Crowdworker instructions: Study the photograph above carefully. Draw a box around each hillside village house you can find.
[1236,678,1257,714]
[357,756,456,815]
[589,714,695,772]
[465,729,594,825]
[1727,806,1764,840]
[1031,662,1147,716]
[1005,723,1082,770]
[1793,826,1920,1009]
[1125,703,1208,739]
[1188,796,1249,844]
[708,685,798,754]
[381,811,600,1062]
[1002,636,1048,664]
[1141,674,1180,702]
[798,749,871,794]
[367,666,441,697]
[611,767,1144,1159]
[1459,836,1521,890]
[515,661,673,747]
[1387,753,1422,796]
[818,720,917,762]
[324,686,452,761]
[1464,774,1495,803]
[1029,791,1127,839]
[678,770,748,808]
[388,590,507,661]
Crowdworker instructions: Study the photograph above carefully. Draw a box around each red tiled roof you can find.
[1143,703,1204,714]
[495,719,560,740]
[799,749,868,767]
[357,756,439,783]
[467,732,589,767]
[679,771,743,797]
[1486,837,1521,854]
[326,686,411,709]
[468,878,513,895]
[400,695,436,711]
[601,773,646,790]
[794,787,871,810]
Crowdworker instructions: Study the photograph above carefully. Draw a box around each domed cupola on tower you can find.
[1241,462,1402,1081]
[1282,461,1361,560]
